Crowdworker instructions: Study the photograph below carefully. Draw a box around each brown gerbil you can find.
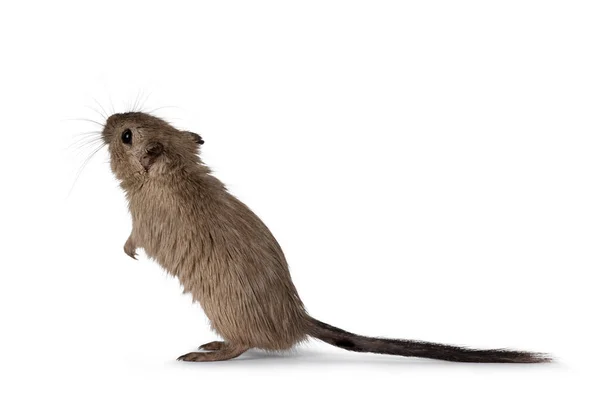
[99,111,551,363]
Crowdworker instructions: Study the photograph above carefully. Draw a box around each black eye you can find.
[121,129,132,145]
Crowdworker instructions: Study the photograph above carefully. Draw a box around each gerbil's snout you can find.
[102,112,205,182]
[140,142,164,171]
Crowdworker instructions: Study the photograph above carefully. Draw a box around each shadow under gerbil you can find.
[171,347,561,370]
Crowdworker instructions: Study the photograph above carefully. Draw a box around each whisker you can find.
[85,105,107,122]
[69,133,101,147]
[78,132,102,138]
[70,136,104,153]
[108,93,116,114]
[146,105,180,114]
[130,90,138,112]
[67,131,103,152]
[92,97,109,120]
[132,89,143,112]
[139,91,152,112]
[68,143,106,197]
[65,118,105,127]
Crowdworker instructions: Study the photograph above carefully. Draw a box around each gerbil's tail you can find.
[306,317,551,363]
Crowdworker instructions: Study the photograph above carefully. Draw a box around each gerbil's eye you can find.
[121,129,132,145]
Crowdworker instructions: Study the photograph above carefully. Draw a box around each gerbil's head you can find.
[101,112,204,183]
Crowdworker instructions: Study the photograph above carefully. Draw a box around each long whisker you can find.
[139,91,152,112]
[72,130,102,137]
[65,118,105,127]
[132,89,143,112]
[68,143,106,198]
[85,105,107,122]
[70,128,102,143]
[108,93,116,114]
[130,90,138,112]
[69,134,101,148]
[92,97,109,120]
[146,105,180,114]
[70,136,105,153]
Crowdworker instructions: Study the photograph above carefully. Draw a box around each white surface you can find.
[0,1,598,398]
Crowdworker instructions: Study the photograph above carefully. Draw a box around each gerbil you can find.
[99,112,550,363]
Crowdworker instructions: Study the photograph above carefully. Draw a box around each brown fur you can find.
[101,112,551,363]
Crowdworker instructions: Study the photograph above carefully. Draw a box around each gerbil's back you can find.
[129,169,309,349]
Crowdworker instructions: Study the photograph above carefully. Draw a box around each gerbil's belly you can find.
[142,238,307,350]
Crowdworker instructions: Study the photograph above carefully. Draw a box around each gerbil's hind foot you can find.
[178,344,248,362]
[198,341,225,351]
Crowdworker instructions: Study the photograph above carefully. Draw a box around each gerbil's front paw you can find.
[124,236,138,260]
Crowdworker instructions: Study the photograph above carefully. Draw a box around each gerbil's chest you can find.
[128,186,197,263]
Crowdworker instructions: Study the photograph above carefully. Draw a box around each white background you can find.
[0,1,598,398]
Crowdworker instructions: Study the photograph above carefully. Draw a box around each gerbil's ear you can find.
[140,142,164,171]
[182,131,204,145]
